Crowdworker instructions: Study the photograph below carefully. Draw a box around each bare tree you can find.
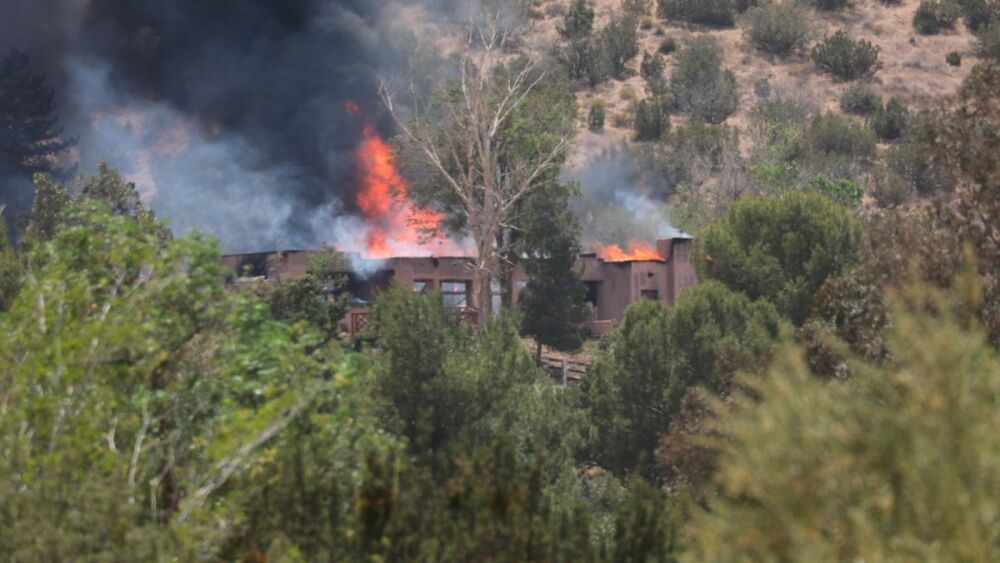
[379,18,572,321]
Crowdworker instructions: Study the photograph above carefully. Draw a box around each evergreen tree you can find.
[696,192,864,325]
[518,185,591,362]
[0,209,22,312]
[0,49,74,220]
[579,282,780,480]
[685,276,1000,561]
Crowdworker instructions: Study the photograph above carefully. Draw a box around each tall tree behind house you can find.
[518,184,591,362]
[0,49,75,230]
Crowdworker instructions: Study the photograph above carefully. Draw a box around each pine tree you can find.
[0,49,75,217]
[518,185,590,362]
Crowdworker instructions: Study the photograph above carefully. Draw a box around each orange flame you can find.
[594,239,662,262]
[353,120,464,258]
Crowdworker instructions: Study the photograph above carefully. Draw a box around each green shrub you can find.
[624,0,651,16]
[559,0,595,39]
[588,102,606,130]
[658,0,737,27]
[946,50,963,65]
[886,137,955,196]
[839,83,879,115]
[658,36,678,54]
[877,0,903,4]
[743,1,815,55]
[870,166,916,207]
[804,0,851,10]
[669,36,740,123]
[956,0,1000,31]
[634,98,671,141]
[558,38,611,86]
[869,97,910,141]
[601,15,640,78]
[913,0,961,34]
[977,23,1000,60]
[811,31,881,81]
[805,111,877,159]
[808,174,863,207]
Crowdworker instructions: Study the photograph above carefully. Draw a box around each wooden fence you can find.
[539,355,589,385]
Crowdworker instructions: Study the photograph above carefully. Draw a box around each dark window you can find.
[641,289,659,301]
[413,279,431,293]
[585,281,600,307]
[441,281,469,309]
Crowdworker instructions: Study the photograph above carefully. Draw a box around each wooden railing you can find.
[539,355,589,385]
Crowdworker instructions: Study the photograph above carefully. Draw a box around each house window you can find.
[641,289,659,301]
[584,281,600,307]
[441,281,469,309]
[413,279,431,294]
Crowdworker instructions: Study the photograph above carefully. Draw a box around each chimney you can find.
[656,238,674,262]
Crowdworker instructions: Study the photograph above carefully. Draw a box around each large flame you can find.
[594,239,662,262]
[352,114,465,258]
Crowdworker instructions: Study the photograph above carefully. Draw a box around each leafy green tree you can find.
[25,163,169,246]
[259,246,350,343]
[0,49,75,219]
[518,186,591,362]
[0,210,22,312]
[0,201,345,558]
[669,37,740,124]
[696,192,864,325]
[578,282,780,480]
[685,277,1000,561]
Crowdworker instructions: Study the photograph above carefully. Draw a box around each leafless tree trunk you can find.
[379,17,570,322]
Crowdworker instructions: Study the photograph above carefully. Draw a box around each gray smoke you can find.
[563,143,682,248]
[0,0,447,250]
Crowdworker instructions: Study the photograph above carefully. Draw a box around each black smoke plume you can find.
[1,0,417,250]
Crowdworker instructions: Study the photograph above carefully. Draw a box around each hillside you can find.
[520,0,979,142]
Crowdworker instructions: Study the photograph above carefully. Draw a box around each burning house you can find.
[223,235,696,336]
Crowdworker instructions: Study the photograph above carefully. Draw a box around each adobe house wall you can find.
[222,237,696,331]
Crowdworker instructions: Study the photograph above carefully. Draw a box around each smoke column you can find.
[0,0,433,251]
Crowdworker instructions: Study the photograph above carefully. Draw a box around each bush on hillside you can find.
[804,0,851,10]
[805,111,877,160]
[869,97,910,141]
[870,166,916,207]
[743,1,815,55]
[623,0,651,16]
[811,31,881,81]
[946,50,963,65]
[977,23,1000,59]
[957,0,1000,31]
[558,38,611,86]
[559,0,595,39]
[669,37,740,123]
[658,37,678,54]
[588,102,606,130]
[601,15,640,78]
[634,98,671,141]
[913,0,962,34]
[839,83,880,115]
[658,0,737,27]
